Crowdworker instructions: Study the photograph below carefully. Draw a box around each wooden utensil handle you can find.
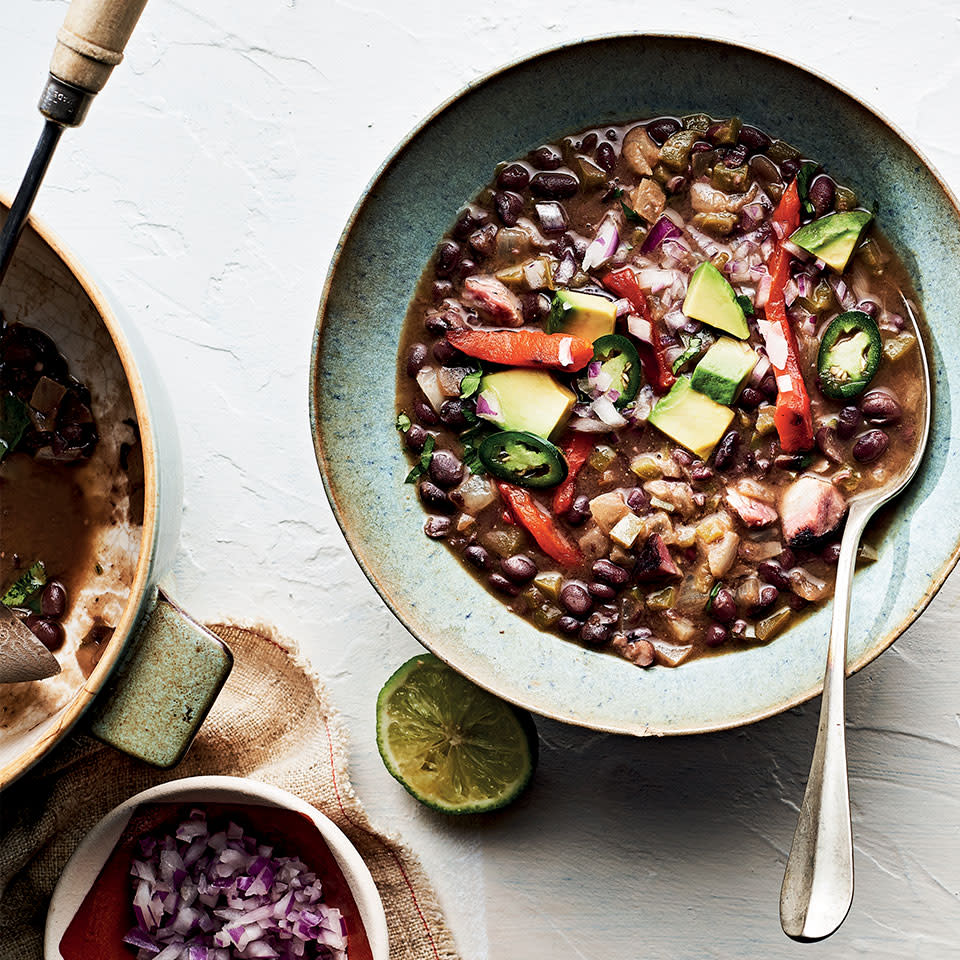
[49,0,149,94]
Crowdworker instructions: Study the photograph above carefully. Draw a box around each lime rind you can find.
[376,654,537,814]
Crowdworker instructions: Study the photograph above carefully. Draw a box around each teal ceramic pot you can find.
[0,207,232,787]
[311,36,959,735]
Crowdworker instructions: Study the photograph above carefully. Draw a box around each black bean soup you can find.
[0,318,135,672]
[396,114,925,669]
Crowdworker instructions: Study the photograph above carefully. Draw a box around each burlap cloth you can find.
[0,622,462,960]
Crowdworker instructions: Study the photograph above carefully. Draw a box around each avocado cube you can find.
[690,337,759,405]
[547,289,617,343]
[789,210,872,272]
[682,262,749,339]
[476,369,575,439]
[648,377,734,460]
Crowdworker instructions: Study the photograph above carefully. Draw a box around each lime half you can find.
[376,654,538,814]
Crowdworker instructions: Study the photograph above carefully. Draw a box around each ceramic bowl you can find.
[44,776,389,960]
[310,35,960,735]
[0,205,231,787]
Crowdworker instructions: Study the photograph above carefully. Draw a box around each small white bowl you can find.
[44,775,389,960]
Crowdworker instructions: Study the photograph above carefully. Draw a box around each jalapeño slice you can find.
[592,333,642,408]
[478,431,568,488]
[817,310,882,399]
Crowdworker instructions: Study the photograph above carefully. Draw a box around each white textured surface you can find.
[5,1,960,956]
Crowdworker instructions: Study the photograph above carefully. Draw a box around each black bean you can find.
[710,588,737,624]
[406,424,428,452]
[439,399,471,429]
[41,580,67,619]
[808,176,835,217]
[424,516,451,539]
[860,391,902,425]
[580,132,599,153]
[692,139,713,154]
[529,145,563,170]
[468,224,498,259]
[836,405,861,440]
[588,582,617,600]
[672,448,694,467]
[434,240,461,278]
[496,163,530,191]
[856,299,879,319]
[739,387,763,409]
[424,311,450,335]
[557,615,582,635]
[26,616,65,651]
[595,142,616,172]
[453,208,482,239]
[816,425,844,463]
[754,584,779,614]
[691,464,714,483]
[431,280,455,304]
[501,554,537,584]
[626,487,648,512]
[406,342,429,378]
[738,124,772,153]
[465,544,492,570]
[454,258,477,283]
[559,582,592,615]
[530,172,579,199]
[592,559,630,587]
[647,117,682,144]
[760,373,778,400]
[629,637,656,666]
[494,190,525,226]
[758,561,791,590]
[778,548,796,569]
[567,494,591,526]
[822,543,841,564]
[489,572,521,596]
[714,431,740,471]
[433,339,461,364]
[419,481,454,513]
[780,158,800,179]
[429,449,464,488]
[580,614,611,645]
[413,398,439,426]
[723,144,749,168]
[520,292,549,323]
[705,624,728,647]
[853,429,888,463]
[787,593,808,611]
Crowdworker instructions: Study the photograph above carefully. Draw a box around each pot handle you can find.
[86,589,233,767]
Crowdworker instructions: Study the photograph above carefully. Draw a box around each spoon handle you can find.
[780,501,870,941]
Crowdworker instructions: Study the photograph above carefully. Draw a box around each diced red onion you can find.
[784,278,799,307]
[755,273,772,310]
[475,390,502,423]
[569,416,614,433]
[749,354,772,387]
[613,298,632,317]
[781,238,809,260]
[795,273,814,300]
[634,267,681,294]
[830,276,856,310]
[640,215,682,255]
[582,215,620,272]
[663,310,687,333]
[553,250,576,285]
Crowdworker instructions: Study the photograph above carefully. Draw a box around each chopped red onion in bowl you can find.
[640,214,682,255]
[124,810,348,960]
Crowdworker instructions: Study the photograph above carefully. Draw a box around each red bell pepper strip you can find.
[496,481,582,567]
[551,432,596,515]
[446,327,593,371]
[601,267,675,394]
[762,180,814,453]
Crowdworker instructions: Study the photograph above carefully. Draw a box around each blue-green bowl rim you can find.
[308,33,960,735]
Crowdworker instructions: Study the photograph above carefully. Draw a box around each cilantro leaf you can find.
[459,368,483,399]
[1,560,46,607]
[405,435,435,484]
[458,421,495,476]
[671,335,703,374]
[736,294,755,316]
[611,186,642,224]
[395,412,411,433]
[796,160,819,216]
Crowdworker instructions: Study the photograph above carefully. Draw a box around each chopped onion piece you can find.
[627,314,653,343]
[640,215,682,254]
[582,215,620,271]
[591,394,628,428]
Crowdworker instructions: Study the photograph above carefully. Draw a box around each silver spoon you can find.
[779,296,931,940]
